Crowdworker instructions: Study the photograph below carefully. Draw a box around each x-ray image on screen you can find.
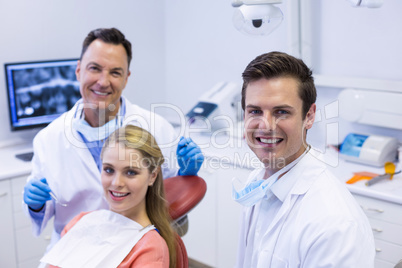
[5,59,81,131]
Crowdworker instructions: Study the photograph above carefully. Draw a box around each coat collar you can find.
[270,148,326,202]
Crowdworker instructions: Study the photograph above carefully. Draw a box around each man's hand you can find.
[23,178,51,211]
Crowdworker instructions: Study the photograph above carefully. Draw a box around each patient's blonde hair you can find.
[102,125,176,268]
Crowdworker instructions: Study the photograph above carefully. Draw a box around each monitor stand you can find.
[15,152,34,162]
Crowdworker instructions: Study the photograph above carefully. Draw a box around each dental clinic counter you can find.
[0,143,32,180]
[328,156,402,205]
[0,136,401,268]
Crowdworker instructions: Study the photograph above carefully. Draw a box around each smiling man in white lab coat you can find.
[234,51,375,267]
[22,28,204,256]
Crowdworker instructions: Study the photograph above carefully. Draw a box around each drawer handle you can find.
[0,192,8,197]
[361,206,384,213]
[372,228,383,233]
[375,248,382,252]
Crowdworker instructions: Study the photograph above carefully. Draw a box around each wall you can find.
[163,0,289,120]
[161,0,402,167]
[307,0,402,145]
[310,0,402,80]
[1,1,400,144]
[163,0,402,148]
[0,0,166,145]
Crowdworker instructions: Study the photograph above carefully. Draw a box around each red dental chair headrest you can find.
[163,175,207,220]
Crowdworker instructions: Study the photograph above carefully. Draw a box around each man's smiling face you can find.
[75,39,130,118]
[244,76,315,173]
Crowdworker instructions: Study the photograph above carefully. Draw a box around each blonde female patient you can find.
[41,125,176,268]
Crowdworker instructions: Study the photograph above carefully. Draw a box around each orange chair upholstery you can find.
[164,175,207,268]
[175,233,189,268]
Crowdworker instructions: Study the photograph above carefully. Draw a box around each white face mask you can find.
[232,177,277,207]
[232,147,310,207]
[72,99,125,142]
[73,117,121,142]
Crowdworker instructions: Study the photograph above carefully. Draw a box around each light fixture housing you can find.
[232,0,283,36]
[347,0,383,8]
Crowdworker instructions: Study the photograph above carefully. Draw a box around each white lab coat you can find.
[235,148,375,268]
[24,96,178,252]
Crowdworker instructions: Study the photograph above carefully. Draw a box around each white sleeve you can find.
[23,134,56,237]
[156,117,179,179]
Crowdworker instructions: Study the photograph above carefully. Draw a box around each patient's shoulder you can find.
[135,229,168,249]
[61,211,91,236]
[121,230,169,267]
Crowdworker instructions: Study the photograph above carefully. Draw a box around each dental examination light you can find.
[347,0,383,8]
[232,0,283,36]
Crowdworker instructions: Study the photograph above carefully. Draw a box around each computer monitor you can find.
[5,59,81,131]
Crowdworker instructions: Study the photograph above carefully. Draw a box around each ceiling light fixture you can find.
[232,0,283,36]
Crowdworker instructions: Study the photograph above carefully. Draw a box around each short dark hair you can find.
[241,51,316,119]
[80,28,132,68]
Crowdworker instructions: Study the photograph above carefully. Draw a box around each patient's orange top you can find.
[48,211,169,268]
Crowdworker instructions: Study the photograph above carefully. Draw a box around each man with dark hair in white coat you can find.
[234,51,375,267]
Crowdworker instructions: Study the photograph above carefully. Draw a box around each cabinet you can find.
[0,179,17,267]
[0,174,53,268]
[325,153,402,268]
[353,194,402,267]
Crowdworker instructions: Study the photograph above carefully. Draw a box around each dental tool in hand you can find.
[49,191,68,207]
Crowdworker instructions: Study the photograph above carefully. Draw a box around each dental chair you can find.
[164,175,207,268]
